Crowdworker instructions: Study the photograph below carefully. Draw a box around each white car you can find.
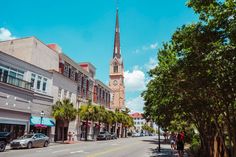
[132,132,141,137]
[10,133,49,149]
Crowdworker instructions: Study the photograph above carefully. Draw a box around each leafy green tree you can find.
[142,1,236,156]
[52,99,77,143]
[78,100,94,141]
[142,124,155,134]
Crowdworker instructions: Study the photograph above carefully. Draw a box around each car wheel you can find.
[44,141,48,147]
[27,142,32,149]
[0,141,6,152]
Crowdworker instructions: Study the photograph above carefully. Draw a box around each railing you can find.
[0,74,32,90]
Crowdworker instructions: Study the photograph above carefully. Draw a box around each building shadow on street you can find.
[142,138,169,145]
[149,147,179,157]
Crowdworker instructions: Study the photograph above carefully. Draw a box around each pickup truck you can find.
[0,132,12,152]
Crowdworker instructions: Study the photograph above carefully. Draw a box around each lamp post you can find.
[40,111,45,125]
[158,115,161,152]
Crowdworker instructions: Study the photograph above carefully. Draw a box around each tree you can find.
[52,99,77,143]
[142,1,236,156]
[78,100,94,141]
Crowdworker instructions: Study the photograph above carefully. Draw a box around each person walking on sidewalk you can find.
[176,131,185,157]
[170,132,176,150]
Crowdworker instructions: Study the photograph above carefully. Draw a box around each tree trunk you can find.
[77,116,81,141]
[85,119,88,141]
[62,121,65,143]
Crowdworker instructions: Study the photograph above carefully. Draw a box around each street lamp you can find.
[40,111,45,125]
[158,115,161,152]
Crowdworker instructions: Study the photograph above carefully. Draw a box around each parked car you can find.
[132,132,140,137]
[97,131,111,140]
[0,132,12,152]
[10,133,49,149]
[111,133,117,139]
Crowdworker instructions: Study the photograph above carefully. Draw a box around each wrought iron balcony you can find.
[0,74,32,90]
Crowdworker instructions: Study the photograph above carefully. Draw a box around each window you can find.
[9,71,16,77]
[58,88,62,98]
[113,63,118,73]
[31,74,36,88]
[37,76,42,90]
[42,78,47,92]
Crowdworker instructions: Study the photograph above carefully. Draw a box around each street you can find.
[0,136,162,157]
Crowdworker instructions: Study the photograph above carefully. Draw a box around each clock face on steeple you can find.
[113,80,118,86]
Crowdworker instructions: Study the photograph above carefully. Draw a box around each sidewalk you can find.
[149,137,188,157]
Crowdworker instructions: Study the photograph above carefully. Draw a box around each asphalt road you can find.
[0,136,160,157]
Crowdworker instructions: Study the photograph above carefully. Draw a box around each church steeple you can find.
[109,5,125,110]
[113,8,121,59]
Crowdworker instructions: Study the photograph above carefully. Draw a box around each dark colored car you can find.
[10,133,49,149]
[0,132,12,152]
[111,133,117,139]
[97,131,111,140]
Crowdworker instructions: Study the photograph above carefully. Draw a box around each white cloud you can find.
[132,49,140,54]
[142,42,158,51]
[126,96,144,113]
[145,57,157,71]
[124,69,146,92]
[132,42,158,54]
[0,27,16,41]
[150,42,158,49]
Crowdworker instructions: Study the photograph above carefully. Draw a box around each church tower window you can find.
[114,63,118,73]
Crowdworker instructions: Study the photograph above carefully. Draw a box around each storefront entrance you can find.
[0,109,30,140]
[0,123,25,139]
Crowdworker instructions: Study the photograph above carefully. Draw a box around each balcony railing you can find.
[0,74,32,90]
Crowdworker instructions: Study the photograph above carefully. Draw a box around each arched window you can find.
[113,63,118,73]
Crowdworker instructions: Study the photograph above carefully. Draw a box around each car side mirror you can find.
[33,136,36,139]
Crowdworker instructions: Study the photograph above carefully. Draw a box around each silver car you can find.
[10,133,49,149]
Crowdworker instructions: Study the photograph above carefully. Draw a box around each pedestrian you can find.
[170,132,176,150]
[176,131,185,157]
[163,132,167,143]
[68,131,72,142]
[72,132,75,142]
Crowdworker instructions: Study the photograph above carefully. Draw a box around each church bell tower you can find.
[109,8,125,110]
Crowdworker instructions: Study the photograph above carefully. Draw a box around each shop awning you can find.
[30,116,55,127]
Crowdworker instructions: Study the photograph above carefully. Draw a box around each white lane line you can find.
[52,149,69,153]
[36,149,52,153]
[70,150,84,154]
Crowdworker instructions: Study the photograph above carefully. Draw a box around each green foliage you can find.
[79,102,133,128]
[52,99,77,122]
[142,0,236,156]
[142,124,155,133]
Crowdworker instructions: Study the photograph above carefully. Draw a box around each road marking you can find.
[86,142,141,157]
[70,150,84,154]
[52,149,69,153]
[36,149,52,153]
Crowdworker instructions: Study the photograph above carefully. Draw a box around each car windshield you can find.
[18,134,34,139]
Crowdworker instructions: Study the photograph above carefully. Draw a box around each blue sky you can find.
[0,0,197,113]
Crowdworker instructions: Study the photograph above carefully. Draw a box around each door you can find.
[32,134,41,147]
[38,134,46,147]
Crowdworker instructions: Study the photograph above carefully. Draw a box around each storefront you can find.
[30,116,55,137]
[0,109,30,139]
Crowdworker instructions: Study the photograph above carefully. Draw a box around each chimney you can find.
[47,44,62,53]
